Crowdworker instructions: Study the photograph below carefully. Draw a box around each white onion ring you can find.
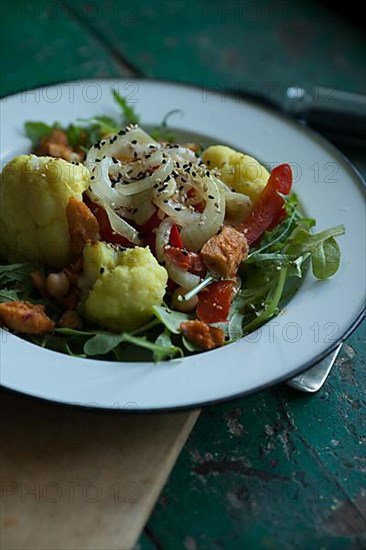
[115,156,174,196]
[105,205,142,245]
[86,127,157,164]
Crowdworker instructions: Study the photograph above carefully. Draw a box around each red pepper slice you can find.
[138,210,162,254]
[197,280,235,324]
[83,196,133,247]
[238,163,292,245]
[165,247,206,276]
[169,224,183,248]
[140,210,161,234]
[140,214,183,253]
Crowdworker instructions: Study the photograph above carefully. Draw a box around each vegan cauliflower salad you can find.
[0,92,345,361]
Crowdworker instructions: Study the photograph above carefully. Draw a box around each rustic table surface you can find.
[1,1,365,549]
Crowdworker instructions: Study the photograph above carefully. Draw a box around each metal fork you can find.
[287,344,342,393]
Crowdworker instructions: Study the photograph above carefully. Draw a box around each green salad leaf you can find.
[151,109,182,143]
[0,288,19,302]
[152,304,189,334]
[24,90,141,152]
[153,330,183,361]
[0,263,37,299]
[311,236,341,280]
[112,89,140,124]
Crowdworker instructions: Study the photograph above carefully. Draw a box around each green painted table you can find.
[1,1,365,548]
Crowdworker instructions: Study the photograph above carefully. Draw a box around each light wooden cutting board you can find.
[0,390,200,549]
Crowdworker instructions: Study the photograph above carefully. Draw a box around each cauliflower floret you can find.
[0,155,90,268]
[202,145,269,202]
[81,243,168,332]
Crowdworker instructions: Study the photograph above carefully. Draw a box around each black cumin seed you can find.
[100,267,105,274]
[208,194,215,199]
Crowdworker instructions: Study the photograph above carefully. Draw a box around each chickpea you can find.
[46,272,70,299]
[171,286,198,313]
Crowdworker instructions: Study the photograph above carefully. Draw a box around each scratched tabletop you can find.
[1,1,365,549]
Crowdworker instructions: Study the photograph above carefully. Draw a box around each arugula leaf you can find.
[288,253,311,278]
[285,224,344,257]
[0,263,36,297]
[153,330,183,361]
[244,266,288,333]
[54,327,98,337]
[81,329,183,362]
[150,109,182,143]
[112,89,140,124]
[0,289,19,302]
[84,332,125,356]
[123,333,183,360]
[228,312,244,341]
[284,224,344,279]
[152,304,189,334]
[311,236,341,279]
[182,336,201,352]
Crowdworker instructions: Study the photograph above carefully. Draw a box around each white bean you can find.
[46,272,70,299]
[171,286,198,313]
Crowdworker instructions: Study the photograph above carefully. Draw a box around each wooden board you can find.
[0,390,199,550]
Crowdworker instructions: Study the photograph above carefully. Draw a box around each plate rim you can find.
[0,77,365,413]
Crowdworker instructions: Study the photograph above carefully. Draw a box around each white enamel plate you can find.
[0,79,365,411]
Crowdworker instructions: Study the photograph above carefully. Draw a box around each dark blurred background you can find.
[1,0,365,98]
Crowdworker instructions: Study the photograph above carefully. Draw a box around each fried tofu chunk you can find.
[200,226,248,278]
[36,129,83,162]
[0,301,55,334]
[66,197,100,259]
[180,320,225,350]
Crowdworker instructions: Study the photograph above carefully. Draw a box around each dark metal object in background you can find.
[287,345,342,393]
[231,86,366,149]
